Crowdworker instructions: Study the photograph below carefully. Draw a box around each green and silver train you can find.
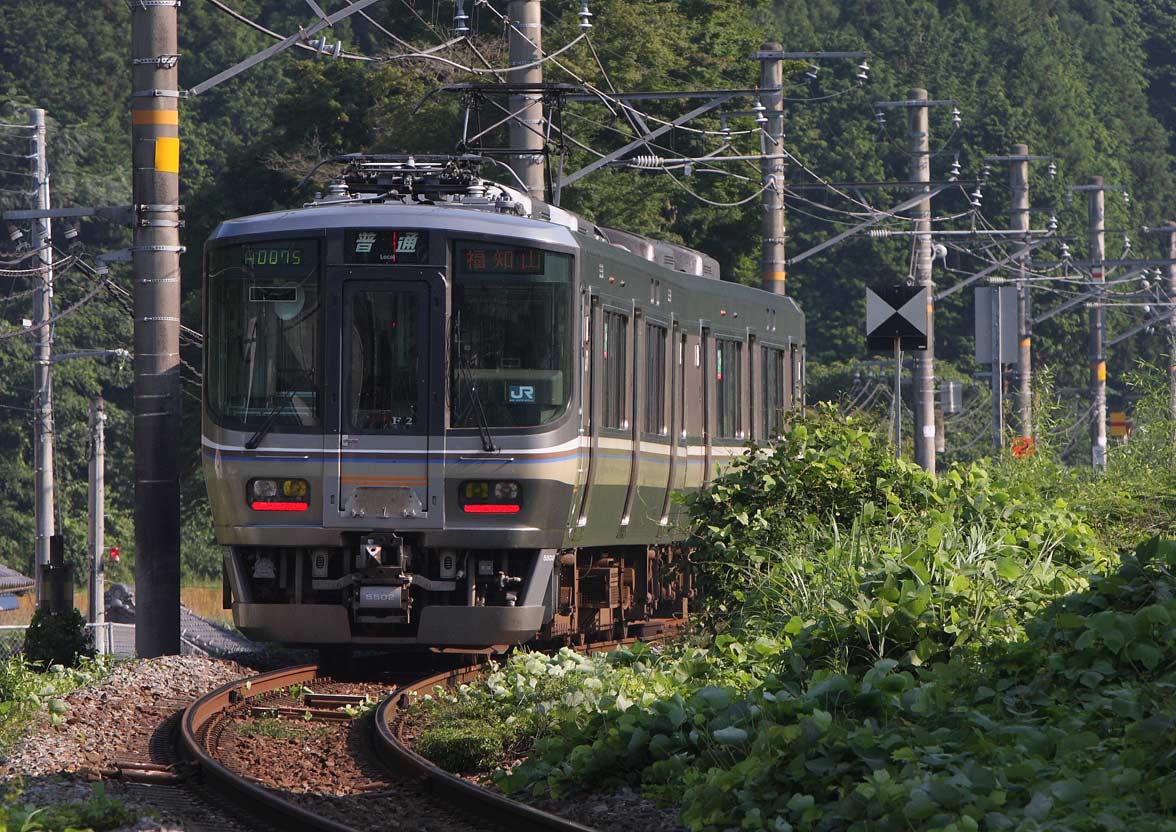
[202,157,804,652]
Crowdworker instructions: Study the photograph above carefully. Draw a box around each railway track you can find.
[179,661,589,830]
[180,626,684,832]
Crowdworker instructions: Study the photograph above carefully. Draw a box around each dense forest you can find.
[0,0,1174,584]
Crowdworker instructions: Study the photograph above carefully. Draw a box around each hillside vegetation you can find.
[1,0,1175,579]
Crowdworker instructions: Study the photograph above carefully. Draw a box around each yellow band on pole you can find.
[1095,361,1107,382]
[154,137,180,173]
[1020,338,1031,348]
[132,110,179,126]
[762,271,786,282]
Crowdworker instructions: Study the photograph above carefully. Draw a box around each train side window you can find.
[763,346,786,437]
[716,338,743,439]
[602,311,628,429]
[644,322,668,435]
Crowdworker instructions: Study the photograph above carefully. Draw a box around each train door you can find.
[325,270,446,530]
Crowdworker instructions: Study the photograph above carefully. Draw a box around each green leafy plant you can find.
[23,607,94,669]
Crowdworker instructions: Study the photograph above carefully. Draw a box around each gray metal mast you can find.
[909,89,935,474]
[508,0,546,200]
[88,398,106,654]
[131,0,182,655]
[29,107,56,596]
[1168,221,1176,436]
[759,43,786,295]
[991,277,1003,449]
[1088,176,1107,470]
[1010,144,1032,443]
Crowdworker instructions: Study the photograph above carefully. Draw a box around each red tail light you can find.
[251,501,309,512]
[462,504,521,514]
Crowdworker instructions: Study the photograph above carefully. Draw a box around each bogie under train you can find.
[202,158,804,651]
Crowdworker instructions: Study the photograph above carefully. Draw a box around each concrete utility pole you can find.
[131,0,183,656]
[507,0,545,200]
[991,280,1004,449]
[29,108,56,596]
[88,398,106,655]
[1088,176,1107,470]
[1010,145,1032,443]
[1167,221,1176,438]
[759,43,787,295]
[908,89,936,474]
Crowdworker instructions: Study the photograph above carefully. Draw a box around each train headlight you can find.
[248,478,310,511]
[460,480,522,514]
[493,481,520,500]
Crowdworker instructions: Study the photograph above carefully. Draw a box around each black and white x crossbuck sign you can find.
[866,285,929,352]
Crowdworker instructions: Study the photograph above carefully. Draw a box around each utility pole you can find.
[29,108,56,598]
[991,279,1004,449]
[1010,145,1032,443]
[1168,221,1176,437]
[131,0,183,656]
[1088,176,1107,470]
[758,43,786,295]
[507,0,545,200]
[88,398,106,655]
[909,89,935,474]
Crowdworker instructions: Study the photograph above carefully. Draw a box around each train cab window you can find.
[763,346,787,438]
[451,242,573,428]
[602,310,628,430]
[716,338,743,439]
[205,240,321,431]
[644,322,668,435]
[348,290,420,432]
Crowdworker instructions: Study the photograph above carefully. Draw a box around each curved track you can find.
[180,662,593,831]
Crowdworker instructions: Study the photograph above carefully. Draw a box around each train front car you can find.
[203,196,583,651]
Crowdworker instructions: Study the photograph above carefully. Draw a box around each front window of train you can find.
[451,241,572,428]
[205,239,322,431]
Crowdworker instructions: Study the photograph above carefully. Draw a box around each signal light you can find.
[459,480,523,514]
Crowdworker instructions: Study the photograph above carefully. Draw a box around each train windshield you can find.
[206,240,321,431]
[451,242,572,428]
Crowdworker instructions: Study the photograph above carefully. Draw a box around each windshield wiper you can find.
[458,364,496,453]
[245,391,295,450]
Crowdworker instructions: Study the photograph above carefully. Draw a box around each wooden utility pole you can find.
[908,89,935,474]
[1088,176,1107,470]
[131,0,182,655]
[758,43,786,295]
[88,398,106,655]
[29,107,56,597]
[1010,144,1032,442]
[507,0,545,200]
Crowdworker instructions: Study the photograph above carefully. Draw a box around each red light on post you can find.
[109,546,119,563]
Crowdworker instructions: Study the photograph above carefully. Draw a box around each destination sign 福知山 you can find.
[458,244,545,275]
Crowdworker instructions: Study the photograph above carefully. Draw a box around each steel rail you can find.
[180,664,360,832]
[373,633,680,832]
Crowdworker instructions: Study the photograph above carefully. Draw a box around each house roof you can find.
[0,565,35,594]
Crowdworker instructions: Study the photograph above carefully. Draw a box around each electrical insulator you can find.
[1060,242,1071,259]
[1144,304,1152,314]
[1141,277,1151,290]
[1048,161,1057,178]
[1048,215,1058,232]
[805,63,819,80]
[753,100,767,125]
[1122,190,1130,206]
[631,155,665,169]
[951,106,961,128]
[969,187,983,208]
[948,158,961,181]
[856,59,870,85]
[454,0,470,35]
[1123,233,1131,252]
[875,110,886,127]
[578,1,593,31]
